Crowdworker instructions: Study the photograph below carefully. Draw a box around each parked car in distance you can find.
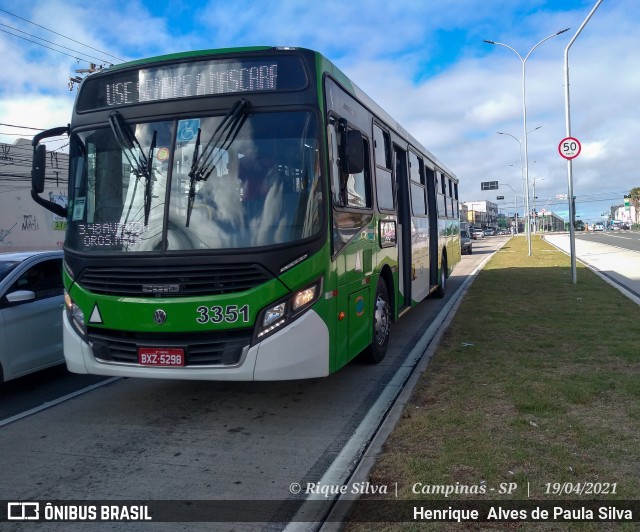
[484,228,496,236]
[460,230,472,255]
[0,250,64,383]
[472,229,485,240]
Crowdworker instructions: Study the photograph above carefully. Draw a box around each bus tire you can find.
[434,255,447,299]
[363,279,391,364]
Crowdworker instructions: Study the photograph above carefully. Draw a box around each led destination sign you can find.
[77,55,307,111]
[107,63,277,105]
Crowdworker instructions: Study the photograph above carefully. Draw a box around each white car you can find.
[0,250,65,383]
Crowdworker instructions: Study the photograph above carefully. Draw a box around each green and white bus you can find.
[32,46,460,381]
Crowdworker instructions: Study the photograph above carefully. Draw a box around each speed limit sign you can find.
[558,137,581,159]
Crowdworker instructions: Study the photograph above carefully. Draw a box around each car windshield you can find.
[0,260,20,282]
[66,111,323,253]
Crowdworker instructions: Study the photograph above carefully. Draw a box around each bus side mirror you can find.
[32,144,47,194]
[342,129,364,175]
[30,125,70,218]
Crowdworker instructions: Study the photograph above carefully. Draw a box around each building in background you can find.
[536,210,565,232]
[459,203,468,225]
[0,139,67,251]
[463,200,498,230]
[612,203,637,227]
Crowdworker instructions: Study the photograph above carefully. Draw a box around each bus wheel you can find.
[364,280,391,364]
[434,256,447,298]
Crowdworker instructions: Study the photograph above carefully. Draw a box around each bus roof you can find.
[106,45,275,71]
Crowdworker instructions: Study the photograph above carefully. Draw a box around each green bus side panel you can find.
[348,286,370,358]
[330,215,399,371]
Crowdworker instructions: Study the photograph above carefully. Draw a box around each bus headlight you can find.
[263,302,286,328]
[292,285,317,311]
[256,279,322,340]
[64,291,86,339]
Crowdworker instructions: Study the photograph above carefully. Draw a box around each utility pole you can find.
[69,63,103,91]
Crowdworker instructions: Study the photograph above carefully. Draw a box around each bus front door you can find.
[394,146,412,310]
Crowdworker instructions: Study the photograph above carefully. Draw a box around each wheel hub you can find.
[373,294,390,345]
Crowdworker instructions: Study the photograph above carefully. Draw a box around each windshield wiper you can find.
[186,127,202,228]
[186,98,250,227]
[145,130,157,225]
[109,111,155,225]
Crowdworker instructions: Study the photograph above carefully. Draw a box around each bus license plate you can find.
[138,348,185,367]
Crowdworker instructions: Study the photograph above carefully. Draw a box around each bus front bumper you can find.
[63,310,330,381]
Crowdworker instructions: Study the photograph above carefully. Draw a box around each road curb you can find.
[314,239,510,531]
[542,235,640,305]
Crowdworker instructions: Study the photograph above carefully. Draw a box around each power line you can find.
[0,7,123,62]
[0,27,105,64]
[0,123,45,131]
[1,137,68,148]
[0,22,113,64]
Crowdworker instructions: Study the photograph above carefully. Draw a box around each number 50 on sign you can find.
[558,137,581,160]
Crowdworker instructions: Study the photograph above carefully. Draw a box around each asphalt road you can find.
[0,237,507,531]
[0,365,109,421]
[545,230,640,302]
[575,228,640,252]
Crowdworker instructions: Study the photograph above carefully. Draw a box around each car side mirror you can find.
[6,290,36,304]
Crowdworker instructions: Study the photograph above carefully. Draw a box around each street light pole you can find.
[532,176,544,232]
[564,0,603,284]
[485,28,570,256]
[497,128,540,237]
[499,182,521,234]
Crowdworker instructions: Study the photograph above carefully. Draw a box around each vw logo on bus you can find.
[154,309,167,325]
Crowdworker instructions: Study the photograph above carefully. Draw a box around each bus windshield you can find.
[66,110,322,253]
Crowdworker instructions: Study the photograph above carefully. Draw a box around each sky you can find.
[0,0,638,223]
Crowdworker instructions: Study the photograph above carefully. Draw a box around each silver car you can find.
[460,230,473,255]
[0,250,64,383]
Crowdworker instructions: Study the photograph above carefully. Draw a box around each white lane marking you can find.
[0,377,121,429]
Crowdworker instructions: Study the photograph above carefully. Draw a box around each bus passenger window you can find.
[373,125,391,169]
[409,151,426,215]
[374,124,394,211]
[345,138,371,208]
[376,167,394,211]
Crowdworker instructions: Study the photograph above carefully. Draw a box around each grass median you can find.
[346,235,640,530]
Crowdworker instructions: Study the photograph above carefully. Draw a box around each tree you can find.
[629,187,640,225]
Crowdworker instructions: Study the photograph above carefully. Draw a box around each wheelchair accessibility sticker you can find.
[177,119,200,143]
